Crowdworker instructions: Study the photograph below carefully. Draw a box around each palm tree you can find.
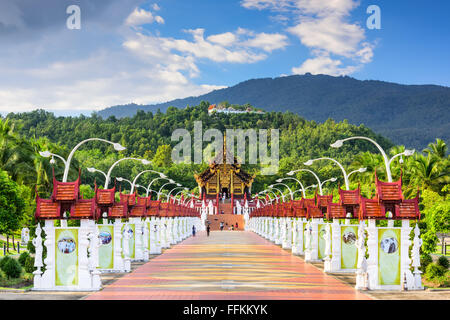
[411,153,450,194]
[424,138,447,159]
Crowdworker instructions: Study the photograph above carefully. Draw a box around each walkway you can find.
[85,231,371,300]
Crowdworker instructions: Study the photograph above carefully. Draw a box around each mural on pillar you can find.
[341,225,358,269]
[55,228,78,286]
[378,228,401,285]
[302,222,306,251]
[318,224,330,259]
[98,225,114,269]
[122,224,135,259]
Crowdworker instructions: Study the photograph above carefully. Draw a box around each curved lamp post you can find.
[292,184,317,197]
[167,187,187,202]
[157,182,181,200]
[304,157,367,190]
[130,169,166,194]
[40,138,126,182]
[100,157,152,189]
[268,186,286,202]
[320,177,337,189]
[146,177,172,197]
[330,136,414,182]
[287,168,323,195]
[258,190,277,203]
[270,183,293,200]
[277,177,306,198]
[254,194,268,206]
[116,177,133,191]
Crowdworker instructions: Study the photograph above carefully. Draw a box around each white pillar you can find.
[113,219,125,271]
[366,219,378,289]
[400,219,415,290]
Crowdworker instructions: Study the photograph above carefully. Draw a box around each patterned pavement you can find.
[85,231,371,300]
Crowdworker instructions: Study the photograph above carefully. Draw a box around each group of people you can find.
[219,221,238,231]
[193,221,240,237]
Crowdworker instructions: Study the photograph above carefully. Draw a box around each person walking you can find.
[207,224,210,236]
[220,222,224,231]
[192,225,196,237]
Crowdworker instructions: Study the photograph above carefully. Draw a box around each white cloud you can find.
[124,28,288,66]
[287,15,365,58]
[125,7,164,26]
[242,32,289,52]
[292,54,360,76]
[242,0,376,76]
[207,32,237,47]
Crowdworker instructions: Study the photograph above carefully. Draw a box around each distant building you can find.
[208,104,264,115]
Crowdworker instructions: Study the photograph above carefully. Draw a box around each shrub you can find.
[437,256,449,269]
[18,252,30,267]
[1,257,22,279]
[425,263,446,280]
[24,256,35,274]
[27,240,35,254]
[420,253,433,272]
[0,256,13,270]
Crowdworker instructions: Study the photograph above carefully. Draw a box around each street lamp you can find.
[87,167,107,181]
[130,169,166,194]
[304,157,367,190]
[348,167,367,179]
[292,184,317,197]
[277,177,307,198]
[157,182,181,200]
[40,138,126,182]
[330,136,415,182]
[287,168,324,195]
[116,177,133,191]
[99,157,151,188]
[174,189,189,203]
[145,177,175,197]
[270,183,293,200]
[167,187,187,202]
[320,177,337,189]
[268,185,287,202]
[258,190,277,202]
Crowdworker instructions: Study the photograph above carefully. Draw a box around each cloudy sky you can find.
[0,0,448,115]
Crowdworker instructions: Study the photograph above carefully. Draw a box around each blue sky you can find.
[0,0,448,115]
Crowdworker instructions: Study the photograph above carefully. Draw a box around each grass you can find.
[0,239,26,257]
[0,274,33,289]
[434,244,450,257]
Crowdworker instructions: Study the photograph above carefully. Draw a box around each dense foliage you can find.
[0,102,449,257]
[97,74,450,150]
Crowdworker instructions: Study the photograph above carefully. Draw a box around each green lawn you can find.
[434,244,450,257]
[0,239,27,257]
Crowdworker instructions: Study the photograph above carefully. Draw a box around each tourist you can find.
[192,225,196,237]
[207,224,210,236]
[235,222,238,229]
[220,222,224,231]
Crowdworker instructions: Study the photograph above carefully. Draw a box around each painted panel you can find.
[318,224,327,259]
[378,228,401,285]
[340,225,358,269]
[55,228,78,286]
[121,224,135,259]
[98,225,114,269]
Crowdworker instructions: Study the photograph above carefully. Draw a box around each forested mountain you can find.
[98,74,450,150]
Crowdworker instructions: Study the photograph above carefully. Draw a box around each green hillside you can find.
[98,74,450,150]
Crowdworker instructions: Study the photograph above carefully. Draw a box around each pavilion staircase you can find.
[206,199,244,231]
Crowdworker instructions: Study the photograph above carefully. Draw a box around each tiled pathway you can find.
[86,231,371,300]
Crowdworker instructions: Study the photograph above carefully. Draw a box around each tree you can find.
[152,145,173,168]
[0,170,25,252]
